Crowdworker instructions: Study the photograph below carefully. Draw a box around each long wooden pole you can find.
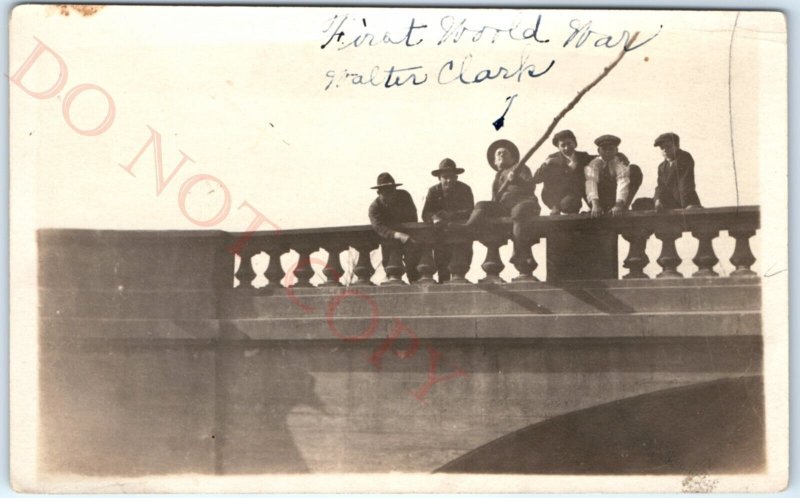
[494,32,641,201]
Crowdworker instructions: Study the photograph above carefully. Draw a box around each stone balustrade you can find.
[231,206,760,288]
[36,214,764,476]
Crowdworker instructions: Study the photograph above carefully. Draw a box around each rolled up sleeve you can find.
[584,160,601,203]
[615,160,630,204]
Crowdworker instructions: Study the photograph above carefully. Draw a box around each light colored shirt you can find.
[584,155,630,204]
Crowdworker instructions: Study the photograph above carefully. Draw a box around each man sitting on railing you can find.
[368,172,421,283]
[652,132,702,211]
[422,158,475,282]
[585,134,643,218]
[533,129,594,215]
[461,139,541,266]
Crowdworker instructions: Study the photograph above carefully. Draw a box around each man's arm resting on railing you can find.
[368,201,397,240]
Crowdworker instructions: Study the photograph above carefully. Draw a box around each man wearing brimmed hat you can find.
[462,139,541,265]
[652,132,702,211]
[368,172,420,282]
[533,129,594,214]
[585,134,643,218]
[422,158,475,282]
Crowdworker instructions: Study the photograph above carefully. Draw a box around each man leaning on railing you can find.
[367,172,421,283]
[584,134,643,218]
[651,132,702,211]
[422,158,475,283]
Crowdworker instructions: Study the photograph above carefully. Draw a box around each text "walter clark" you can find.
[320,14,660,90]
[324,47,555,90]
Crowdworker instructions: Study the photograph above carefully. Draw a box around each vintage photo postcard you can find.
[9,4,788,493]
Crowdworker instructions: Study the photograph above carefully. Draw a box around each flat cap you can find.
[653,132,680,147]
[552,129,577,146]
[594,134,621,147]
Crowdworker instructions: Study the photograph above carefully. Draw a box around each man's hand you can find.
[611,201,625,217]
[591,200,602,219]
[506,171,516,182]
[685,204,701,210]
[432,211,451,225]
[654,199,664,212]
[394,232,413,244]
[550,207,561,216]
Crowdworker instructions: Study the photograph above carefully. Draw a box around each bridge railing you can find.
[230,206,760,289]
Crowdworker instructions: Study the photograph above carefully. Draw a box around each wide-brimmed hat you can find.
[371,172,402,189]
[653,132,680,147]
[594,134,621,147]
[486,139,520,171]
[552,129,577,147]
[431,158,465,176]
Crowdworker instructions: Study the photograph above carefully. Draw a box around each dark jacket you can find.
[421,181,475,223]
[368,189,418,239]
[654,149,701,209]
[493,164,536,203]
[533,150,594,208]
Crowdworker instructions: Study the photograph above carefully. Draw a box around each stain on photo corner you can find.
[681,474,719,493]
[53,5,104,17]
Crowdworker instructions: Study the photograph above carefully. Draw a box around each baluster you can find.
[264,244,287,288]
[416,244,437,285]
[382,242,406,285]
[512,238,539,282]
[234,245,258,289]
[447,243,471,284]
[691,229,719,277]
[479,235,505,284]
[622,229,652,279]
[352,242,376,286]
[320,243,345,287]
[216,238,238,289]
[292,244,317,288]
[655,229,683,278]
[729,229,757,277]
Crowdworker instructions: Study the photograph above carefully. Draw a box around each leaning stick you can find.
[494,31,641,200]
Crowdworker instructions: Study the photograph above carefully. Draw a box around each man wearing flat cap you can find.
[422,159,475,282]
[652,132,702,211]
[368,172,420,282]
[533,129,594,214]
[585,134,643,218]
[463,139,541,265]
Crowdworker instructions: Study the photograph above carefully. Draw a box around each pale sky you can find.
[10,6,785,234]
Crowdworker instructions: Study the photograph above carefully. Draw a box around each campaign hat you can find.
[486,139,520,171]
[431,158,465,176]
[371,172,402,189]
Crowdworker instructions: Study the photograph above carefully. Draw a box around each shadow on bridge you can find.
[436,375,765,474]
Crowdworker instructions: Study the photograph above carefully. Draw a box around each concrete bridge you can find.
[37,206,763,475]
